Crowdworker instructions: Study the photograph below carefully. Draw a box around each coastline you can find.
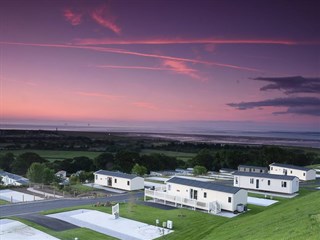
[1,127,319,149]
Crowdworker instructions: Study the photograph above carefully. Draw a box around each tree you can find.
[131,163,147,176]
[93,153,114,170]
[193,165,207,175]
[27,162,54,184]
[0,153,14,172]
[11,152,46,175]
[115,150,140,173]
[190,149,214,170]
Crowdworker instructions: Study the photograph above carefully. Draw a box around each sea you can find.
[1,122,319,148]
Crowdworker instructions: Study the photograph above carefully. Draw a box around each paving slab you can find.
[48,209,173,240]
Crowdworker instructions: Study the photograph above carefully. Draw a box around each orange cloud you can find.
[0,41,259,72]
[162,60,203,81]
[90,5,121,34]
[63,8,82,26]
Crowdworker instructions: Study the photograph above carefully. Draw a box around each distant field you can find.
[0,150,103,161]
[38,188,320,240]
[140,149,196,161]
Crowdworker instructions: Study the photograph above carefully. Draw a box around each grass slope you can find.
[206,190,320,240]
[43,190,320,240]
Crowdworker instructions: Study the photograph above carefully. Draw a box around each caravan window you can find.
[250,178,254,184]
[228,197,231,203]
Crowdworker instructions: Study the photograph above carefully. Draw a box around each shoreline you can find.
[1,128,319,149]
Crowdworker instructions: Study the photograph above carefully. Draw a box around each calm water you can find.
[1,123,319,141]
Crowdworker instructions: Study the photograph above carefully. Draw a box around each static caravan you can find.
[233,171,299,194]
[238,165,268,173]
[0,170,29,186]
[145,177,247,213]
[269,163,316,181]
[94,170,144,191]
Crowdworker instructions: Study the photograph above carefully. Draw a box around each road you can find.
[0,191,144,217]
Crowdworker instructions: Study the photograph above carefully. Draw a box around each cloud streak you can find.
[228,97,320,116]
[63,8,83,26]
[251,76,320,94]
[162,60,203,81]
[0,41,259,72]
[96,65,168,71]
[90,5,121,34]
[75,37,320,46]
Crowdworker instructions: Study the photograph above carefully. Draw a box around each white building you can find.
[233,171,299,194]
[0,170,29,186]
[94,170,144,191]
[269,163,316,181]
[238,165,268,173]
[145,177,247,213]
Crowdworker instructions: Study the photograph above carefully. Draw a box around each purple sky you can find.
[0,0,319,131]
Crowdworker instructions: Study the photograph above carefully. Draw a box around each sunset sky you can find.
[0,0,319,131]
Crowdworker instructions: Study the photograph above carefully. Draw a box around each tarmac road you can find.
[0,191,144,217]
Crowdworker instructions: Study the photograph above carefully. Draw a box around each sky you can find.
[0,0,319,131]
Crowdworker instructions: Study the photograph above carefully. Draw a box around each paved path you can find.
[82,183,126,194]
[0,192,143,217]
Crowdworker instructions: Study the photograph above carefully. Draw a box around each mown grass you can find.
[0,150,102,161]
[0,199,9,205]
[141,149,196,161]
[39,189,320,240]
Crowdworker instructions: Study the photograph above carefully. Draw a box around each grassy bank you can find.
[33,189,320,240]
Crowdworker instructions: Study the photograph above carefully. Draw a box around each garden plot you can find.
[0,219,59,240]
[48,209,173,240]
[0,189,43,203]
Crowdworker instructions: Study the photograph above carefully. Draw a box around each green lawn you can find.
[0,199,9,205]
[37,189,320,240]
[141,149,196,161]
[0,150,103,161]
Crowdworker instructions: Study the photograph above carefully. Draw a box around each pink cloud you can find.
[63,9,82,26]
[0,41,259,72]
[96,65,168,71]
[75,37,319,46]
[75,91,122,100]
[132,101,157,110]
[90,5,121,34]
[162,60,204,81]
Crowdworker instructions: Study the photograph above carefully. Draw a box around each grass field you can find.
[141,149,196,161]
[0,150,103,161]
[0,199,9,205]
[32,189,320,240]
